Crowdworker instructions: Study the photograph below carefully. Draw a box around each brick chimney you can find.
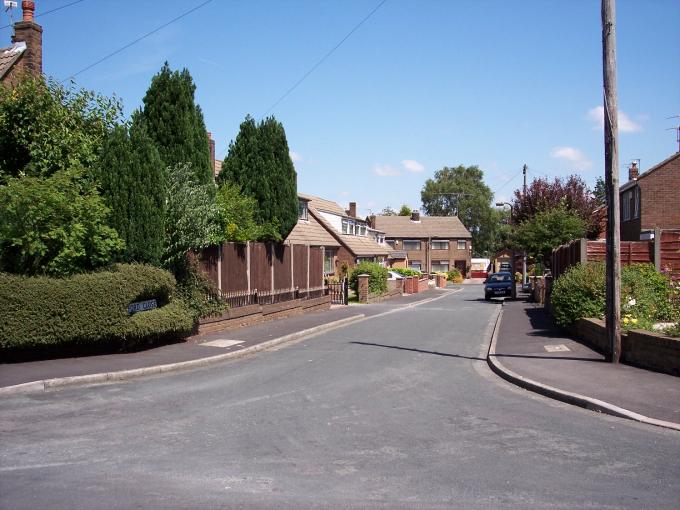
[411,210,420,222]
[11,1,42,78]
[628,161,639,181]
[348,202,357,218]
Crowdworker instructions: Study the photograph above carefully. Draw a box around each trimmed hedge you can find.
[0,264,194,357]
[349,262,388,295]
[392,267,422,277]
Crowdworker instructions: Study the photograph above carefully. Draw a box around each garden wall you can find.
[574,318,679,376]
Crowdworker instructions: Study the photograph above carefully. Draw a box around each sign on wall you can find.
[127,299,157,315]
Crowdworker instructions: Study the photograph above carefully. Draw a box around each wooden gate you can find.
[328,278,348,305]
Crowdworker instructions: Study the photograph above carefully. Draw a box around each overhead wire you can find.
[61,0,213,82]
[1,0,88,30]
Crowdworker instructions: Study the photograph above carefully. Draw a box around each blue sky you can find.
[3,0,679,216]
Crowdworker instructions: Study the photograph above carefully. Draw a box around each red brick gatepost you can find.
[358,274,370,303]
[411,276,420,294]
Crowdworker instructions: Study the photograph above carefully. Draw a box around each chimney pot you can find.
[628,161,639,181]
[348,202,357,218]
[22,1,35,22]
[411,210,420,222]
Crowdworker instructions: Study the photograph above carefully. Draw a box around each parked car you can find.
[484,272,514,300]
[387,271,404,280]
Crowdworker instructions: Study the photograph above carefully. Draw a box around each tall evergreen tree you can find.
[140,62,212,185]
[218,116,298,239]
[97,112,165,265]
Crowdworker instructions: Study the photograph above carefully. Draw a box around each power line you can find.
[61,0,213,82]
[1,0,88,30]
[492,167,525,195]
[260,0,389,116]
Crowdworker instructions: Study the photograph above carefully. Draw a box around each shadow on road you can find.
[350,341,485,361]
[464,298,506,305]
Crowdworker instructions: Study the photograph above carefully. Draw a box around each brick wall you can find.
[388,238,471,275]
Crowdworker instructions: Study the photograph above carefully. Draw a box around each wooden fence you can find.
[199,242,326,307]
[551,229,680,281]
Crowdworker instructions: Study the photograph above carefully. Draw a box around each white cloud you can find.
[373,164,401,177]
[289,151,302,162]
[402,159,425,173]
[550,146,592,169]
[587,106,642,133]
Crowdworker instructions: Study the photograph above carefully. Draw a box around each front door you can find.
[454,260,467,278]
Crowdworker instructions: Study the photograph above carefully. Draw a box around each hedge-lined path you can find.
[0,288,455,391]
[491,297,680,428]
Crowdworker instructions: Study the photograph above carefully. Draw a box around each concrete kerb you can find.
[0,288,463,397]
[0,314,366,397]
[486,306,680,433]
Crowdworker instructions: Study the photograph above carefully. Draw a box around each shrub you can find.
[0,264,194,358]
[446,268,462,282]
[349,262,388,295]
[551,262,679,328]
[393,267,422,277]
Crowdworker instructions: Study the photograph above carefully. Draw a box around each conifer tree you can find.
[219,116,298,239]
[140,62,212,185]
[97,112,165,265]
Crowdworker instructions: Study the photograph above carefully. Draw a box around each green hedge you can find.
[392,267,422,277]
[349,262,388,295]
[0,264,194,357]
[551,262,679,328]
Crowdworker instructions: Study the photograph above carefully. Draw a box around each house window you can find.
[342,219,348,234]
[622,190,632,221]
[403,240,421,251]
[298,201,308,220]
[431,260,450,273]
[324,249,336,275]
[359,225,366,236]
[633,187,640,219]
[409,260,422,271]
[457,240,466,250]
[386,240,396,248]
[431,240,449,250]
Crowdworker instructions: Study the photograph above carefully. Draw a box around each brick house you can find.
[619,152,680,241]
[0,1,41,86]
[370,211,472,276]
[285,194,390,278]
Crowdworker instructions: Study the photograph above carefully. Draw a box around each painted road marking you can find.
[201,339,245,348]
[544,344,570,353]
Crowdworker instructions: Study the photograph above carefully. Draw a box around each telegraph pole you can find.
[522,164,528,286]
[602,0,621,363]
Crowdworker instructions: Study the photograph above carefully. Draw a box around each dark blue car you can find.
[484,272,514,300]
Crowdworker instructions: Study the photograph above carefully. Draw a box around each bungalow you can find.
[285,194,390,277]
[370,211,472,276]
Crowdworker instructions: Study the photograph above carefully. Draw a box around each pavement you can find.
[489,295,680,430]
[0,288,452,393]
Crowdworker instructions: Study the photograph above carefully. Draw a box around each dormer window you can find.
[298,200,308,220]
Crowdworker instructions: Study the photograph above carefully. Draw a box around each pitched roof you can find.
[0,42,25,81]
[373,215,471,239]
[307,208,390,257]
[298,193,347,216]
[285,212,340,247]
[620,152,680,192]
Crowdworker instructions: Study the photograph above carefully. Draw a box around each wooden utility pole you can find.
[602,0,621,363]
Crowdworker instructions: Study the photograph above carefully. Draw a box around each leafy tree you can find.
[214,182,264,242]
[512,205,586,264]
[593,176,607,206]
[421,165,498,257]
[0,76,122,184]
[140,63,212,185]
[511,175,601,238]
[398,204,412,216]
[162,163,220,274]
[218,115,298,240]
[380,206,397,216]
[97,112,165,265]
[0,167,125,276]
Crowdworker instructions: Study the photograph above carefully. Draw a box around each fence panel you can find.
[221,243,248,292]
[250,243,272,292]
[309,247,323,288]
[293,245,308,290]
[661,230,680,278]
[272,244,292,291]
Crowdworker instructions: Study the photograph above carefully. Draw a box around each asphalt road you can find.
[1,287,679,509]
